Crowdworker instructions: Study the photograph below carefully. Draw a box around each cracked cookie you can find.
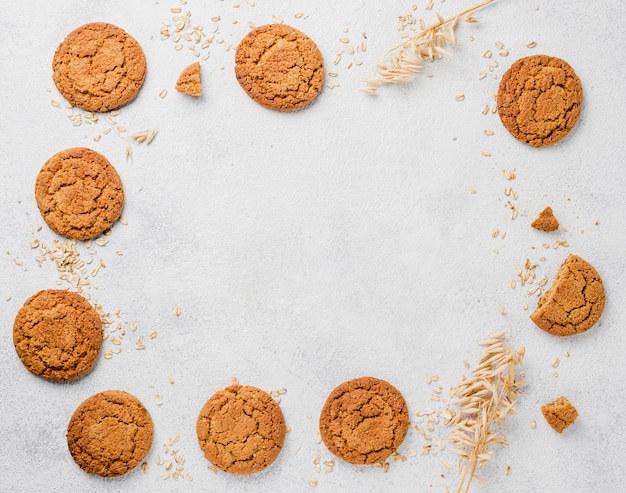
[176,62,202,96]
[67,390,153,477]
[531,254,605,336]
[196,384,286,475]
[497,55,583,147]
[531,206,560,231]
[35,147,124,240]
[541,396,578,433]
[234,24,324,111]
[319,376,408,465]
[13,290,102,382]
[52,22,147,112]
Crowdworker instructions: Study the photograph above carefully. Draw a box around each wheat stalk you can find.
[447,331,525,493]
[363,0,496,93]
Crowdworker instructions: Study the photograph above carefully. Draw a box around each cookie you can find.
[67,390,153,477]
[176,62,202,96]
[541,396,578,433]
[35,147,124,240]
[531,254,605,336]
[52,22,147,112]
[497,55,583,147]
[196,384,286,475]
[234,24,324,111]
[319,376,409,465]
[13,290,102,382]
[531,206,559,231]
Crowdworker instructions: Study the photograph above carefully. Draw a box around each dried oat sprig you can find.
[363,0,495,93]
[447,331,525,493]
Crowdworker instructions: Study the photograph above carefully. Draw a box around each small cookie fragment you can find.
[531,206,559,231]
[531,254,605,336]
[13,290,102,382]
[176,62,202,96]
[235,24,324,111]
[497,55,583,147]
[67,390,154,476]
[52,22,147,112]
[541,396,578,433]
[196,384,286,475]
[319,376,409,465]
[35,147,124,240]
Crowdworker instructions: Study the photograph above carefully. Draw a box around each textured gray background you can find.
[1,0,625,491]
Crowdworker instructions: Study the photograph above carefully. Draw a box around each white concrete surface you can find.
[1,0,625,491]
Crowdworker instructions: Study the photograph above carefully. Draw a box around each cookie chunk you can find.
[35,147,124,240]
[531,206,559,231]
[497,55,583,147]
[176,62,202,96]
[235,24,324,111]
[13,290,102,382]
[67,390,153,477]
[319,376,409,465]
[541,396,578,433]
[196,384,286,475]
[52,22,147,112]
[531,254,605,336]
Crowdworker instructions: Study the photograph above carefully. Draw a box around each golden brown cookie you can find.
[531,254,605,336]
[176,62,202,96]
[67,390,153,477]
[531,206,560,231]
[35,147,124,240]
[52,22,147,112]
[319,376,409,465]
[234,24,324,111]
[196,384,286,475]
[497,55,583,147]
[541,396,578,433]
[13,290,102,382]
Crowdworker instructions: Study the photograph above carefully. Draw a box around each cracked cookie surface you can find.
[67,390,153,477]
[541,396,578,433]
[13,290,102,382]
[531,254,605,336]
[319,376,408,465]
[497,55,583,147]
[35,147,124,240]
[235,24,324,111]
[52,22,146,112]
[196,384,286,475]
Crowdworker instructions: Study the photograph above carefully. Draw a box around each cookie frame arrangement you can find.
[11,10,605,485]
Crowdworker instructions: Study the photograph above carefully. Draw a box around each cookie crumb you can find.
[176,62,202,96]
[531,206,559,231]
[541,396,578,433]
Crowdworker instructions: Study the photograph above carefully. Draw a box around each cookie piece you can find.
[497,55,583,147]
[67,390,153,477]
[176,62,202,96]
[531,206,560,231]
[13,290,102,382]
[35,147,124,240]
[196,384,286,475]
[319,376,409,465]
[235,24,324,111]
[541,396,578,433]
[52,22,147,112]
[531,254,605,336]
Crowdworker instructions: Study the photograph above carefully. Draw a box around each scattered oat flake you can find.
[155,394,163,405]
[527,41,537,48]
[482,150,492,157]
[484,129,495,136]
[307,479,318,487]
[530,420,537,429]
[175,305,181,316]
[455,94,465,101]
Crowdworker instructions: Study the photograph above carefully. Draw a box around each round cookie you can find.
[531,253,605,336]
[52,22,147,112]
[13,289,103,382]
[196,384,286,475]
[35,147,124,240]
[497,55,583,147]
[67,390,154,477]
[319,376,409,465]
[234,24,324,111]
